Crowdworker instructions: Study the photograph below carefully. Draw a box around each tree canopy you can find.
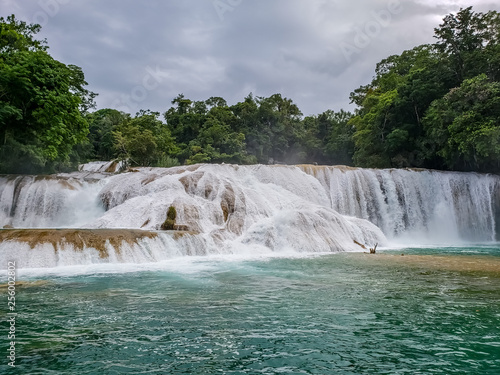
[349,7,500,172]
[0,15,96,173]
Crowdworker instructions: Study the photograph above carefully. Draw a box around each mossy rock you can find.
[162,219,175,230]
[161,206,177,230]
[167,206,177,221]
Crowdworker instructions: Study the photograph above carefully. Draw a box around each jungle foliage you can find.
[0,15,96,173]
[349,6,500,172]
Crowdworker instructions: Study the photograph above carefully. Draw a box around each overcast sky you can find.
[2,0,499,116]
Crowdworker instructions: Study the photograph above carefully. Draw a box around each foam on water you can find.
[8,246,337,280]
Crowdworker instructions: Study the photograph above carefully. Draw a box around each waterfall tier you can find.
[299,165,500,243]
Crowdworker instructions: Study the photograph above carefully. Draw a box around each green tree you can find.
[253,94,303,163]
[0,14,47,53]
[113,110,178,167]
[324,110,355,165]
[230,93,268,163]
[0,15,96,173]
[434,7,500,83]
[164,94,206,151]
[185,102,247,164]
[349,7,500,170]
[423,74,500,172]
[300,110,354,165]
[86,109,130,161]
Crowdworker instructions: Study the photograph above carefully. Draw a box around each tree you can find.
[254,94,303,163]
[324,110,355,165]
[348,7,500,171]
[423,74,500,172]
[185,101,247,164]
[300,110,355,165]
[113,110,178,167]
[0,14,47,53]
[350,89,398,167]
[0,15,96,173]
[434,7,500,83]
[164,94,206,149]
[230,93,268,163]
[86,109,130,161]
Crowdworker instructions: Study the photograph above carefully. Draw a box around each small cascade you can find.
[0,229,205,268]
[0,175,106,228]
[78,160,124,173]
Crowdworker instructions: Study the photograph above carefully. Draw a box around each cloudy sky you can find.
[2,0,499,116]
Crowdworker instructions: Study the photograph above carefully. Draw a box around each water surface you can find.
[2,247,500,374]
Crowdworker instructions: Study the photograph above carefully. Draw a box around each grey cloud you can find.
[2,0,499,116]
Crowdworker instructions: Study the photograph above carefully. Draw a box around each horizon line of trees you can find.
[1,6,500,174]
[84,94,354,169]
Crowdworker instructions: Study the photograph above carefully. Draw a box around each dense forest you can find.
[1,7,499,174]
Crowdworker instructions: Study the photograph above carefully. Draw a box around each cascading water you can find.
[0,164,498,268]
[0,174,106,228]
[299,165,500,244]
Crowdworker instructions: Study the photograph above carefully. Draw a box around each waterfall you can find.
[299,165,500,243]
[1,164,498,268]
[0,175,106,228]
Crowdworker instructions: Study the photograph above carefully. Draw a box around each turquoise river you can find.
[2,246,499,374]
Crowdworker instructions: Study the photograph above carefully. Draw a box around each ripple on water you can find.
[3,250,500,374]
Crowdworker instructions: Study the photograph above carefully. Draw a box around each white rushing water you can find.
[0,164,498,267]
[0,175,106,228]
[300,166,500,244]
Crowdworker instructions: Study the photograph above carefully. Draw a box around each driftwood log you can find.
[353,240,377,254]
[353,240,366,249]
